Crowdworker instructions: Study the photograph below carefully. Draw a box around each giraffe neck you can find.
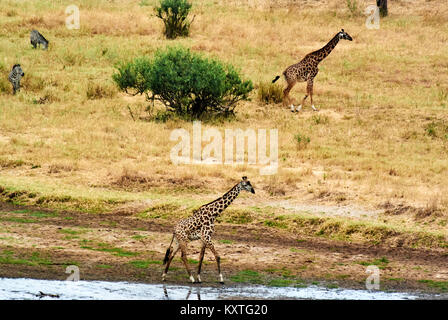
[220,183,242,210]
[313,33,340,63]
[205,183,242,218]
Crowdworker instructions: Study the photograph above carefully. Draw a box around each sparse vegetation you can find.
[0,250,52,266]
[230,270,263,284]
[0,0,447,293]
[346,0,360,16]
[357,257,390,269]
[129,259,161,268]
[294,133,311,149]
[257,81,283,104]
[81,243,139,257]
[86,81,117,100]
[155,0,194,39]
[418,279,448,292]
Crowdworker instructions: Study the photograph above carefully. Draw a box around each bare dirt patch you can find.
[0,202,447,294]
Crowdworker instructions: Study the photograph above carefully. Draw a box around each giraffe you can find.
[272,29,353,112]
[162,176,255,284]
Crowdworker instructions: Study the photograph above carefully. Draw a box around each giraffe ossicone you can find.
[161,177,255,284]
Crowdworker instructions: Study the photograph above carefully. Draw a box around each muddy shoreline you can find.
[0,202,447,296]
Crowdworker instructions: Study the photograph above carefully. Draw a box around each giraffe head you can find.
[240,176,255,194]
[338,29,353,41]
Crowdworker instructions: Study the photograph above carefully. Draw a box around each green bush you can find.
[112,57,152,97]
[112,47,253,119]
[155,0,194,39]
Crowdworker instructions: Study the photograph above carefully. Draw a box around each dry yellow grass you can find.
[0,0,447,234]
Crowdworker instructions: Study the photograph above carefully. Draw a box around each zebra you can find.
[8,64,25,95]
[30,30,49,50]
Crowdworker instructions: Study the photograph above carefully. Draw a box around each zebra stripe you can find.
[8,64,25,95]
[30,30,49,50]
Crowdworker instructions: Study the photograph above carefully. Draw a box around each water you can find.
[1,277,439,300]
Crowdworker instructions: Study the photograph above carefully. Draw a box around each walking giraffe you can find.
[162,176,255,284]
[272,29,353,112]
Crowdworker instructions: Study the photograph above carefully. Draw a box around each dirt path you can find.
[0,202,447,294]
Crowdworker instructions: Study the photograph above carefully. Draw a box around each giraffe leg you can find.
[162,241,180,281]
[298,92,308,112]
[196,242,207,283]
[283,80,297,112]
[207,243,224,284]
[307,79,318,111]
[179,243,195,283]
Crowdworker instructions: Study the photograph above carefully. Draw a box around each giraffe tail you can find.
[272,75,280,83]
[163,233,175,265]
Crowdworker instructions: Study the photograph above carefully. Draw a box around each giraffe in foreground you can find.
[272,29,353,112]
[162,176,255,284]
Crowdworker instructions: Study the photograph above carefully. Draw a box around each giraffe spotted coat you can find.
[162,177,255,283]
[273,29,353,112]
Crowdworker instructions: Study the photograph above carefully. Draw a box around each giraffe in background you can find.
[273,29,353,112]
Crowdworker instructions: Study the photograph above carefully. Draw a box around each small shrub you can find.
[113,47,253,119]
[294,133,310,149]
[257,81,283,104]
[155,0,194,39]
[149,47,253,117]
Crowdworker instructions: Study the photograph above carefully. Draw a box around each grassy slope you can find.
[0,0,447,247]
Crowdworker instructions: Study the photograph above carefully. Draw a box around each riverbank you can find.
[1,201,446,295]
